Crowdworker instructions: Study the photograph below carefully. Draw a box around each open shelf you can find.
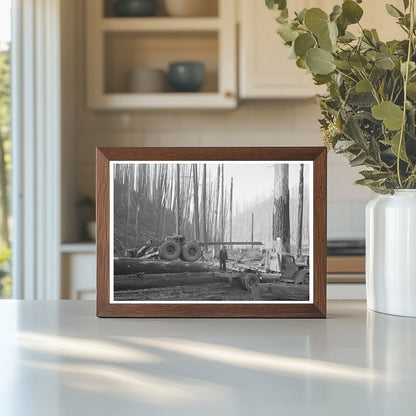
[104,31,218,94]
[103,0,219,18]
[101,17,221,32]
[87,0,236,109]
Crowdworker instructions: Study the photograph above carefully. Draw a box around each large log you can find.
[114,272,232,291]
[114,258,213,276]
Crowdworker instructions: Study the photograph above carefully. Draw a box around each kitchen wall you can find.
[61,0,374,243]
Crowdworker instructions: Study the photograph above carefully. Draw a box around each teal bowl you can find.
[168,62,205,93]
[114,0,157,17]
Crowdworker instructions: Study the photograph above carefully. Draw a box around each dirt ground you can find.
[114,277,309,302]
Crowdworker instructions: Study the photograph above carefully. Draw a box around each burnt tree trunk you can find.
[176,164,181,235]
[229,177,233,242]
[200,164,207,245]
[251,212,254,249]
[192,164,200,241]
[213,164,220,241]
[297,164,304,257]
[220,164,225,242]
[273,164,290,253]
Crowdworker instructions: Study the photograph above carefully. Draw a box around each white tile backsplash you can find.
[74,100,371,240]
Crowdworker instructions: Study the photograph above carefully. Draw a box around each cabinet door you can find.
[62,253,96,300]
[238,0,403,99]
[239,0,326,99]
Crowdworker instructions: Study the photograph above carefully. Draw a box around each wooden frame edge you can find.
[96,147,327,318]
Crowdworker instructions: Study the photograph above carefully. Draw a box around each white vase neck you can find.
[394,189,416,196]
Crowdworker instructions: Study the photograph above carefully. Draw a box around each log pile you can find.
[114,272,232,291]
[114,258,213,276]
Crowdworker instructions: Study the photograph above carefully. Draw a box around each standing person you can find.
[219,246,228,272]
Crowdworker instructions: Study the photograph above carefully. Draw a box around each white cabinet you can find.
[61,245,96,300]
[238,0,325,99]
[238,0,404,99]
[86,0,237,109]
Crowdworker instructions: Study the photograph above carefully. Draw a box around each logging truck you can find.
[126,235,264,263]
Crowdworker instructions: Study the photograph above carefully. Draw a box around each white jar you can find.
[366,190,416,317]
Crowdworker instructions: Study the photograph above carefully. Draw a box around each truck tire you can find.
[294,269,309,284]
[241,273,260,291]
[159,241,181,261]
[181,242,202,262]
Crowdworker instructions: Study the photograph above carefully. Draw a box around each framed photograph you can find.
[96,147,327,318]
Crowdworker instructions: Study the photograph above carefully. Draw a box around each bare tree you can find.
[213,164,220,241]
[229,177,233,242]
[251,212,254,249]
[220,164,225,241]
[297,164,304,257]
[273,164,290,253]
[192,164,200,241]
[200,164,207,244]
[175,164,180,235]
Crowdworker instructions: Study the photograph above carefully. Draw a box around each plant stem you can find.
[397,0,415,188]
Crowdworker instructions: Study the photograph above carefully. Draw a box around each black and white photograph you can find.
[110,161,313,303]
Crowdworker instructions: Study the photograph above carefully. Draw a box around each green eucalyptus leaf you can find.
[296,8,307,23]
[333,60,353,70]
[342,0,364,24]
[339,31,356,43]
[371,29,380,42]
[313,74,332,85]
[356,79,372,92]
[306,48,336,75]
[266,0,287,11]
[407,82,416,99]
[385,4,404,18]
[375,55,395,70]
[296,57,308,69]
[304,8,329,35]
[277,23,299,43]
[328,21,338,44]
[334,140,355,151]
[350,54,368,70]
[363,29,376,45]
[350,151,368,167]
[382,132,409,162]
[360,170,392,180]
[294,33,316,58]
[372,101,404,130]
[336,15,348,36]
[318,27,334,52]
[330,5,342,22]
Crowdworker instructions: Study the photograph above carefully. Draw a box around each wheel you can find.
[181,242,202,262]
[158,241,181,261]
[294,269,309,284]
[241,273,260,291]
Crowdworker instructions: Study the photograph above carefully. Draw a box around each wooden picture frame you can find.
[96,147,327,318]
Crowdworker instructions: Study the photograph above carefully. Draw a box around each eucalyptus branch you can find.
[397,0,415,188]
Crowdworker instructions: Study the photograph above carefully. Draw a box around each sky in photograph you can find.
[0,0,11,49]
[204,162,308,210]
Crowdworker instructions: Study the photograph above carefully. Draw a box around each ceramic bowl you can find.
[128,68,167,93]
[114,0,157,17]
[168,62,205,92]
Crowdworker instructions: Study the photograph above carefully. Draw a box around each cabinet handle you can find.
[225,91,234,99]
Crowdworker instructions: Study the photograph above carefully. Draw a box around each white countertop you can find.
[0,300,415,415]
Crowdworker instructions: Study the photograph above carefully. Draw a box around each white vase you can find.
[366,190,416,317]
